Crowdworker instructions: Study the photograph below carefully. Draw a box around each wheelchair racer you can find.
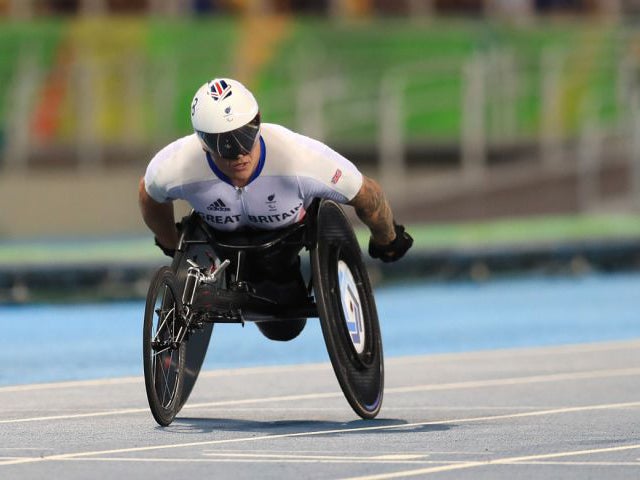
[139,78,413,340]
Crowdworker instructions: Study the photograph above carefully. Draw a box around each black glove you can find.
[154,221,184,258]
[368,223,413,263]
[154,237,175,258]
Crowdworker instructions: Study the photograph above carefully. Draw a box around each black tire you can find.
[143,266,186,426]
[312,200,384,419]
[171,216,218,412]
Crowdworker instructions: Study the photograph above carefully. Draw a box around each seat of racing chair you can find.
[188,198,320,254]
[205,220,309,253]
[189,214,315,317]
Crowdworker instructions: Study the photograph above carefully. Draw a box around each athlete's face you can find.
[211,137,261,187]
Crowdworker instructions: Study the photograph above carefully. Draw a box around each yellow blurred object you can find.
[32,17,146,144]
[347,0,372,16]
[561,26,608,130]
[233,13,292,88]
[541,26,609,135]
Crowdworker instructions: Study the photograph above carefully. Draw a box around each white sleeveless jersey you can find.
[144,123,363,231]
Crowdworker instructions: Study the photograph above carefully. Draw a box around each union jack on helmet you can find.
[190,78,260,159]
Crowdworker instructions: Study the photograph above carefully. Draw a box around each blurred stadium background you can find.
[1,0,640,301]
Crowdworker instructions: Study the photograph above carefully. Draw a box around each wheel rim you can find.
[337,259,366,355]
[151,283,181,409]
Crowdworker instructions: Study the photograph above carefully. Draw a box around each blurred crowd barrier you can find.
[0,0,634,18]
[1,4,640,236]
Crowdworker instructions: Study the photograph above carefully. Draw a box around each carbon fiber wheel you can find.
[312,200,384,419]
[143,266,185,426]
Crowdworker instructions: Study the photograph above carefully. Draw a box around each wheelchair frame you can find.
[142,199,384,426]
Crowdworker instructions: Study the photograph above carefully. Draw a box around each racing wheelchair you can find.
[142,199,383,426]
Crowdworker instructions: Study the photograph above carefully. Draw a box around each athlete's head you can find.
[190,78,260,159]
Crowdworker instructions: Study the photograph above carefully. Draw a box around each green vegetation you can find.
[2,214,639,266]
[356,214,640,249]
[0,17,627,146]
[256,18,624,145]
[0,19,64,130]
[146,17,239,136]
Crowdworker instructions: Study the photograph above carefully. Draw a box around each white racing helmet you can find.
[190,78,260,159]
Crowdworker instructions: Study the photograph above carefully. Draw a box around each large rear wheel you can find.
[312,200,384,419]
[143,266,186,426]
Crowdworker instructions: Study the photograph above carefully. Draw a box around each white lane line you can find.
[338,444,640,479]
[202,452,429,460]
[2,338,638,394]
[50,457,465,465]
[387,339,640,365]
[514,461,640,466]
[386,366,640,394]
[0,377,142,393]
[0,448,53,451]
[0,407,153,424]
[0,401,638,467]
[0,393,338,425]
[176,406,555,413]
[201,449,489,456]
[199,449,489,456]
[0,364,331,393]
[2,366,639,425]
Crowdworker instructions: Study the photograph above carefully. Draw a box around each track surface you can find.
[1,339,639,479]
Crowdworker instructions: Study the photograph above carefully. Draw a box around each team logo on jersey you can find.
[266,193,277,211]
[248,202,303,225]
[209,80,232,101]
[331,168,342,184]
[207,199,231,212]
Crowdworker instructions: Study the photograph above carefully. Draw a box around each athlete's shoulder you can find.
[260,123,363,201]
[259,123,303,152]
[261,123,358,170]
[149,134,202,168]
[261,122,328,152]
[144,134,210,201]
[148,133,202,170]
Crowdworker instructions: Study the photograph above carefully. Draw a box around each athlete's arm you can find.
[348,176,396,245]
[138,177,179,250]
[348,175,414,262]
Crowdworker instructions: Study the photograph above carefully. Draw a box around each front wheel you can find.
[143,266,186,426]
[312,200,384,419]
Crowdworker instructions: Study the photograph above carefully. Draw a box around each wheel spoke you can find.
[153,349,173,408]
[160,354,173,406]
[151,285,180,408]
[144,266,187,425]
[152,306,175,344]
[152,346,171,356]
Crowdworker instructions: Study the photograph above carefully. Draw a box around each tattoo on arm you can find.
[349,177,395,244]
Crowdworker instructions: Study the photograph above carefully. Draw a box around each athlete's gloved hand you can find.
[368,223,413,263]
[154,237,175,258]
[154,221,183,258]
